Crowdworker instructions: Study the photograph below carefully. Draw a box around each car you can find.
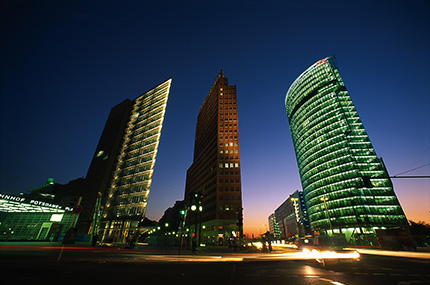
[302,234,361,268]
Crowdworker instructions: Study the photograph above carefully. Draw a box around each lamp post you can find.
[189,201,202,252]
[178,208,187,255]
[320,196,333,231]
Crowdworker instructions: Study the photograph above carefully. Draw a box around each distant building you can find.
[274,190,310,240]
[268,213,281,239]
[158,200,186,233]
[184,71,243,245]
[285,56,408,245]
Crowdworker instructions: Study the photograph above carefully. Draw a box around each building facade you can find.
[0,193,77,241]
[268,213,281,239]
[274,190,310,240]
[184,71,242,245]
[285,56,408,245]
[94,79,172,243]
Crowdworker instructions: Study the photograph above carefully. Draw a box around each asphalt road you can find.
[1,247,429,284]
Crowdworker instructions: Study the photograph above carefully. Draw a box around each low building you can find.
[0,193,77,241]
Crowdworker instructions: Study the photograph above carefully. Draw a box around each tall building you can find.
[52,99,136,236]
[83,100,135,235]
[285,56,408,244]
[87,79,172,243]
[184,71,242,245]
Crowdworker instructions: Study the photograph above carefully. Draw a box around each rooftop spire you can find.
[219,69,223,77]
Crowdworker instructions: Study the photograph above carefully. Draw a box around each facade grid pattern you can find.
[101,79,171,243]
[285,56,408,243]
[185,71,242,245]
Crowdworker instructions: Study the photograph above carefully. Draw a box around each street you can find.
[1,246,429,284]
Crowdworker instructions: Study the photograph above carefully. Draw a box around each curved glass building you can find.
[285,56,408,243]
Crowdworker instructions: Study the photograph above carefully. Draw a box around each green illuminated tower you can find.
[285,56,408,243]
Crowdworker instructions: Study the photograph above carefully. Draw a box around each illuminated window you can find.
[50,214,64,222]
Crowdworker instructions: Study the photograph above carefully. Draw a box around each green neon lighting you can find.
[285,56,408,232]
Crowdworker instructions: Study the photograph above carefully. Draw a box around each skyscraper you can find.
[285,56,408,244]
[90,79,172,243]
[79,100,134,235]
[184,71,242,245]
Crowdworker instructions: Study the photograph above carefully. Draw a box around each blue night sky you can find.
[1,0,429,235]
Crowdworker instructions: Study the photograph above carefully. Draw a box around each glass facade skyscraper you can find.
[99,79,172,243]
[285,56,407,243]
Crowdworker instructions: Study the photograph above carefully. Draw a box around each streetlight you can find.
[320,196,333,231]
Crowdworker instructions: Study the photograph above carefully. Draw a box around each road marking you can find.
[372,273,386,276]
[318,277,345,285]
[390,273,406,276]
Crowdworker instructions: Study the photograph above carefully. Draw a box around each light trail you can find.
[350,248,430,260]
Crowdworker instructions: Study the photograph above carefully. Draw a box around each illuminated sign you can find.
[0,194,25,203]
[0,193,73,212]
[316,58,327,66]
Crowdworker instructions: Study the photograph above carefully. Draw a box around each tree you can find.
[409,220,430,248]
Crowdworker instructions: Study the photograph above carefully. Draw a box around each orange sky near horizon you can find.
[242,178,430,238]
